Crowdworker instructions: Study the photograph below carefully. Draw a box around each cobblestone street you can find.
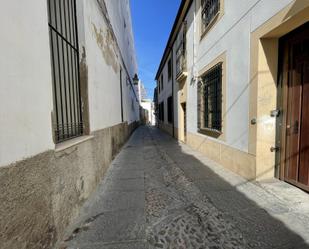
[61,126,309,249]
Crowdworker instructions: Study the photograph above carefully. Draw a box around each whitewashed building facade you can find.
[156,0,309,189]
[0,0,139,248]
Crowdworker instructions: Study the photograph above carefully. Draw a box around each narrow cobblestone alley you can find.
[61,126,309,249]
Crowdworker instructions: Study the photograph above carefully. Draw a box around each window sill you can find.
[198,128,222,138]
[55,135,94,153]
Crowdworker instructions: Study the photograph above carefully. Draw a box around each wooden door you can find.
[182,103,187,142]
[281,23,309,190]
[299,47,309,186]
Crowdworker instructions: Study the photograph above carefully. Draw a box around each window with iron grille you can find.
[47,0,83,143]
[176,22,187,77]
[162,102,165,122]
[167,96,173,123]
[159,102,164,122]
[176,44,186,77]
[198,63,222,132]
[201,0,220,32]
[161,74,164,90]
[168,59,172,81]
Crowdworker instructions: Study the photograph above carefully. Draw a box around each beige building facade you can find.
[156,0,309,190]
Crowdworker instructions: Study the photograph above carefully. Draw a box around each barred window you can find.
[159,102,164,122]
[176,22,187,77]
[201,0,220,32]
[161,75,164,90]
[176,42,185,77]
[48,0,83,143]
[198,63,222,132]
[167,96,173,123]
[168,59,172,81]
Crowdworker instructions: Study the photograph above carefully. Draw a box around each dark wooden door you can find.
[182,103,187,141]
[299,49,309,186]
[282,23,309,190]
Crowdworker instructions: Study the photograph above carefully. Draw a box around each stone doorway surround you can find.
[249,1,309,181]
[178,77,187,142]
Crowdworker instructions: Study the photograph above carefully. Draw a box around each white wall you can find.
[186,0,293,152]
[141,100,155,125]
[76,0,139,131]
[0,0,139,167]
[103,0,140,123]
[186,0,294,152]
[191,1,253,151]
[105,0,138,77]
[0,1,54,167]
[158,0,294,153]
[123,75,140,124]
[84,0,122,131]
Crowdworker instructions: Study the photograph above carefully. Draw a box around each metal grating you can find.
[200,63,222,131]
[201,0,220,30]
[176,22,187,77]
[176,42,186,77]
[159,102,165,122]
[47,0,83,143]
[168,59,172,81]
[167,96,173,123]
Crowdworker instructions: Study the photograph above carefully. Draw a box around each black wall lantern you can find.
[133,74,139,85]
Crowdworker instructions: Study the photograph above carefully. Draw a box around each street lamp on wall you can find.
[133,74,139,86]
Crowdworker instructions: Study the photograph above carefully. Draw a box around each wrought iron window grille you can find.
[159,102,165,122]
[47,0,83,143]
[176,22,187,77]
[161,75,164,90]
[167,96,173,123]
[168,59,172,81]
[201,0,220,31]
[176,43,186,77]
[197,62,223,133]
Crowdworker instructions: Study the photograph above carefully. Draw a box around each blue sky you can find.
[130,0,181,99]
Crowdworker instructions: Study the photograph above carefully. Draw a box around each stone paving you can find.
[60,126,309,249]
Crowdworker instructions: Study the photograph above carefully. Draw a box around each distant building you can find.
[153,87,158,126]
[137,81,155,125]
[0,0,139,248]
[141,99,155,125]
[156,0,309,190]
[136,80,148,104]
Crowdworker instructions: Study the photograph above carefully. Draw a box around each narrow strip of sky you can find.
[130,0,181,99]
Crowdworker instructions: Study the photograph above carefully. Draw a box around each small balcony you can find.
[176,43,187,82]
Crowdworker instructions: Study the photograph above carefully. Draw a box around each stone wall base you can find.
[0,121,138,249]
[186,132,256,180]
[158,122,174,137]
[158,124,257,180]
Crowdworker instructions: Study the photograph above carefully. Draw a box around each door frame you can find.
[182,102,187,142]
[278,22,309,192]
[179,101,187,142]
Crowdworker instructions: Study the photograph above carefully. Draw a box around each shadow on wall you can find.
[149,126,309,248]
